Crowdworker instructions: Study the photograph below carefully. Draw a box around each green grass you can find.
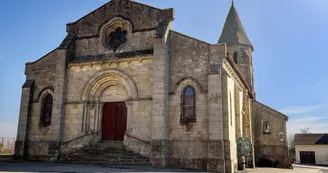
[0,154,13,159]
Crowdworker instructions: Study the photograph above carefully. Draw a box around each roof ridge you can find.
[170,30,212,45]
[254,100,288,120]
[68,0,166,26]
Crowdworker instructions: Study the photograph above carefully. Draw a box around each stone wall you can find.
[64,56,154,144]
[15,48,67,159]
[226,45,254,90]
[167,31,211,170]
[253,101,289,168]
[66,0,174,38]
[169,31,210,93]
[75,30,156,57]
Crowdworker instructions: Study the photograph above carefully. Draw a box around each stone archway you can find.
[81,69,138,140]
[82,69,138,101]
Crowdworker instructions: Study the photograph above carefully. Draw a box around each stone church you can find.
[15,0,290,172]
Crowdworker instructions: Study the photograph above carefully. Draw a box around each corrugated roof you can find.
[294,134,328,145]
[218,3,253,49]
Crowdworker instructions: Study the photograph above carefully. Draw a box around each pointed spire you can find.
[218,2,253,50]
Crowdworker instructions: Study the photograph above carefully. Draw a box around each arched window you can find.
[181,86,196,122]
[233,52,238,64]
[40,94,53,127]
[263,121,270,134]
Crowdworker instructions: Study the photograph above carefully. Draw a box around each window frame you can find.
[263,121,271,134]
[180,86,196,122]
[233,52,238,64]
[39,94,53,127]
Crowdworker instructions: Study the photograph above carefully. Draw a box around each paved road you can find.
[0,161,208,173]
[248,164,328,173]
[1,161,328,173]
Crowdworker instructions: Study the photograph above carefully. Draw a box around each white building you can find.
[294,134,328,165]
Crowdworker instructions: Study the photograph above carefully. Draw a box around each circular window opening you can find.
[107,27,128,51]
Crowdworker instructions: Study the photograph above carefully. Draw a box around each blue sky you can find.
[0,0,328,137]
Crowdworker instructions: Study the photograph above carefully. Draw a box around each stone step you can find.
[75,146,131,151]
[70,152,137,157]
[63,142,149,165]
[67,157,148,162]
[98,141,124,149]
[67,155,147,160]
[61,160,151,165]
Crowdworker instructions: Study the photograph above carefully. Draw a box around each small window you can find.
[233,52,238,64]
[263,121,270,134]
[40,94,53,127]
[181,86,196,122]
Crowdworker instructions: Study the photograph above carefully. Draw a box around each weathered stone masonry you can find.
[15,0,290,172]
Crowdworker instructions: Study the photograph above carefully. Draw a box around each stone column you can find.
[126,101,133,133]
[151,22,171,167]
[14,79,34,160]
[47,49,67,161]
[221,71,234,173]
[207,73,226,172]
[207,45,226,172]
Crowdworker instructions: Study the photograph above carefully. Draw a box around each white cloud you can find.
[280,104,324,115]
[287,117,328,135]
[0,121,17,138]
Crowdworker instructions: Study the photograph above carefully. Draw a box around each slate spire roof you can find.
[218,1,253,50]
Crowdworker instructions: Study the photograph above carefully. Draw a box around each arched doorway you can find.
[81,69,138,141]
[102,102,127,141]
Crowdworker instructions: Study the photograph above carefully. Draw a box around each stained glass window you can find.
[181,86,196,122]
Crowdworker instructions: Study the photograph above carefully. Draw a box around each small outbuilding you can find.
[294,134,328,165]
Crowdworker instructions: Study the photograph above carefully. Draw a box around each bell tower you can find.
[219,1,255,91]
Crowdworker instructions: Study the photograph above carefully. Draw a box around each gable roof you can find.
[218,3,253,50]
[253,101,289,121]
[294,134,328,145]
[66,0,174,38]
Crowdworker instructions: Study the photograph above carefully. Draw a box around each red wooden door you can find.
[102,102,127,141]
[115,102,127,141]
[102,103,117,140]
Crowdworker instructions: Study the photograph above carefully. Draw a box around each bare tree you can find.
[300,128,310,134]
[287,133,295,150]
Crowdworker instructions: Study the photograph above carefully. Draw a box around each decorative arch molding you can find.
[172,76,206,95]
[98,15,135,35]
[99,17,133,51]
[34,86,54,103]
[82,68,138,101]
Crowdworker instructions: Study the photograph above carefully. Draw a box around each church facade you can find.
[15,0,289,172]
